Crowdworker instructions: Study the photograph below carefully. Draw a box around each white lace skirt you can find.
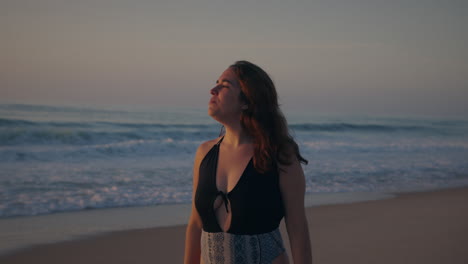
[200,228,286,264]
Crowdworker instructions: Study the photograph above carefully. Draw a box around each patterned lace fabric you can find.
[200,228,286,264]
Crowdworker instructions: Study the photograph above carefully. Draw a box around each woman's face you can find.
[208,67,245,121]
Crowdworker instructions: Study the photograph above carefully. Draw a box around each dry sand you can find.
[1,187,467,264]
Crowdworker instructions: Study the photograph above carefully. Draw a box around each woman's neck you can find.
[222,125,253,147]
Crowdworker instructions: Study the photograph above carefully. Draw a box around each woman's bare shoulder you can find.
[194,136,223,162]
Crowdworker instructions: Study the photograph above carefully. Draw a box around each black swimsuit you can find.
[195,135,285,235]
[195,136,287,263]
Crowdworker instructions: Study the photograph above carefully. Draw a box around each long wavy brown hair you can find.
[219,60,308,174]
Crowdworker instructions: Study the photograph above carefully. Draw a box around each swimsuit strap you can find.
[216,135,225,146]
[215,135,228,213]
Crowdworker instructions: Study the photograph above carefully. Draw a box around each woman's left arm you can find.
[279,156,313,264]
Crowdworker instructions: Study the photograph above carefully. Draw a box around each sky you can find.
[2,0,467,118]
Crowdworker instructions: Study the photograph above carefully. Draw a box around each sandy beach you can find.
[1,187,467,264]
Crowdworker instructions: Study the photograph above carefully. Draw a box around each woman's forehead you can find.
[217,68,239,86]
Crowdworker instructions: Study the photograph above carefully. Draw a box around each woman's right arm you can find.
[184,144,205,264]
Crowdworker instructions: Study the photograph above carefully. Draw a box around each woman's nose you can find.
[210,86,219,95]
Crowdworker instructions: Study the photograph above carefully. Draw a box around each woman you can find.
[184,61,312,264]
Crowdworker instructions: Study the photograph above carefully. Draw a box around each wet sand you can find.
[1,187,467,264]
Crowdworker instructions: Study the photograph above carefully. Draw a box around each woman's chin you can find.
[207,107,217,117]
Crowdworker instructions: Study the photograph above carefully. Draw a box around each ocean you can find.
[1,102,468,219]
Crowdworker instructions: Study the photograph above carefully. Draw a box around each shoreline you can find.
[0,189,397,256]
[1,186,467,263]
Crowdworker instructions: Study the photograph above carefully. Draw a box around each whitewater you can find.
[1,103,467,219]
